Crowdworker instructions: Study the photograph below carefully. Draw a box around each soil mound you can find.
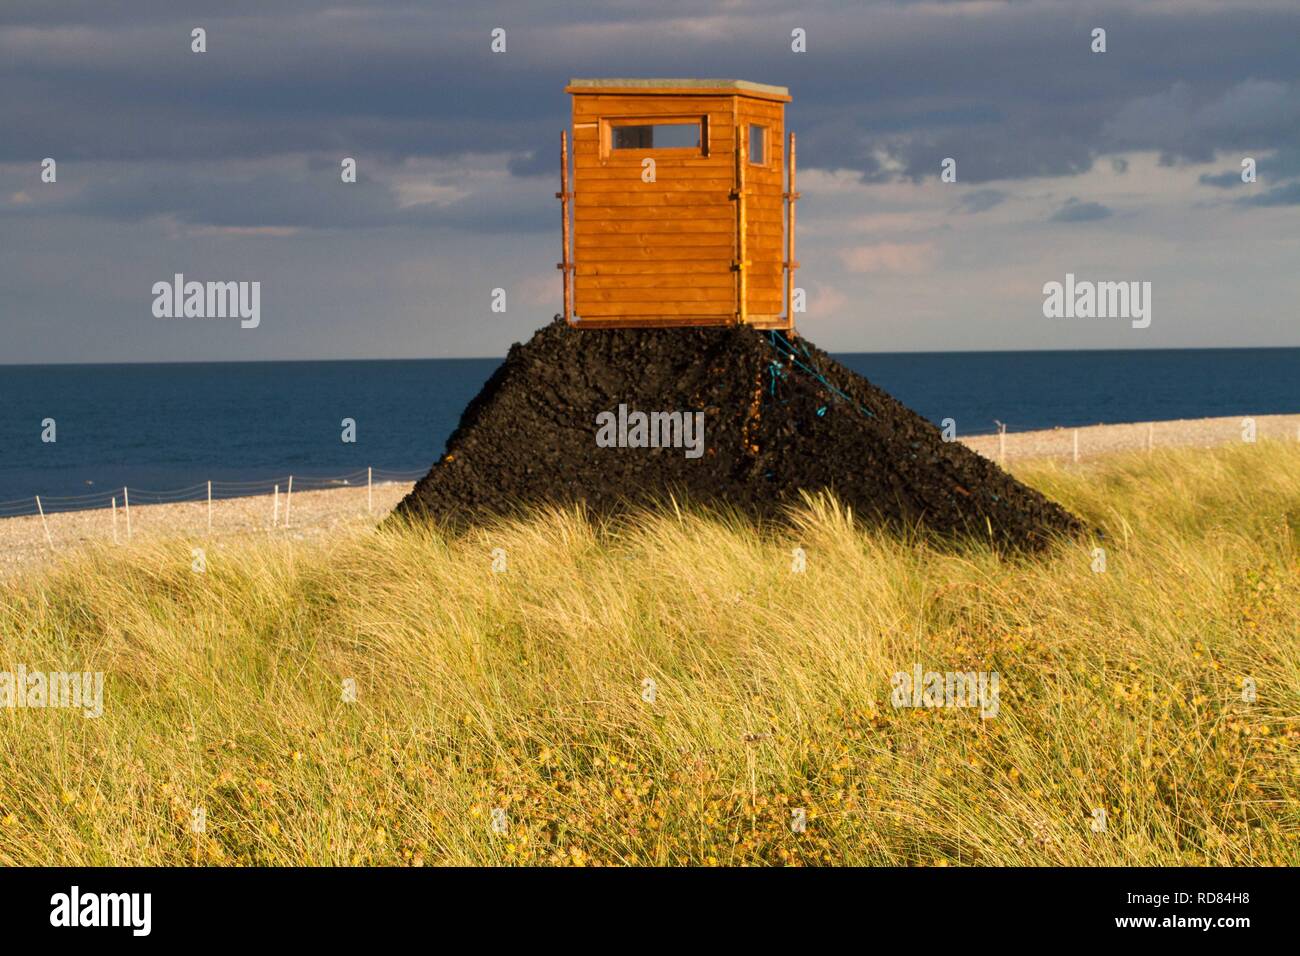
[394,319,1083,549]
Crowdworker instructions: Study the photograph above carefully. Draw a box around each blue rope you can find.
[766,331,876,419]
[767,359,786,396]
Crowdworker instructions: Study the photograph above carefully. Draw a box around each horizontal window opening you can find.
[611,122,702,150]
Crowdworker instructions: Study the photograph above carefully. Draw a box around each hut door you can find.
[564,113,741,327]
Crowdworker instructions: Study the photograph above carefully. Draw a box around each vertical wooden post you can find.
[367,466,373,515]
[285,475,293,528]
[998,424,1007,466]
[1073,428,1079,463]
[35,496,53,550]
[207,480,213,534]
[123,487,131,540]
[557,130,574,325]
[112,496,119,544]
[735,125,748,325]
[273,484,280,528]
[785,132,798,331]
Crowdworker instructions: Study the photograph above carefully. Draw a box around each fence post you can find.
[368,466,373,515]
[1073,428,1079,463]
[124,487,132,540]
[998,422,1007,466]
[285,475,293,528]
[112,495,119,544]
[273,484,279,528]
[35,496,53,550]
[207,480,213,534]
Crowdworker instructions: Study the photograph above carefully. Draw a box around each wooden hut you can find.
[557,78,798,329]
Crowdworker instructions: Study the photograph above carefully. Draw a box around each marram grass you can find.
[1,442,1296,866]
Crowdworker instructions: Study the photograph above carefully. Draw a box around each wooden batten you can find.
[557,130,574,324]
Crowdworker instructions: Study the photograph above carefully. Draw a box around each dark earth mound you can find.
[394,318,1083,549]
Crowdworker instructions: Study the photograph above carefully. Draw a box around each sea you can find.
[1,348,1295,511]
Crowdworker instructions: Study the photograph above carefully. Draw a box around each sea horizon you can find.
[3,346,1297,508]
[4,342,1299,368]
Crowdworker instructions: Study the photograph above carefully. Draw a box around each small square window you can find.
[748,124,766,165]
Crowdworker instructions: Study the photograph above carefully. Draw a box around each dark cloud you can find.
[3,1,1297,186]
[1199,149,1300,188]
[1104,79,1300,171]
[1200,168,1247,188]
[507,150,553,178]
[0,163,553,233]
[1051,199,1112,222]
[952,188,1007,214]
[1241,181,1300,206]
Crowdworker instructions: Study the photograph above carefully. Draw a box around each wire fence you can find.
[0,466,427,519]
[959,415,1300,468]
[3,416,1296,522]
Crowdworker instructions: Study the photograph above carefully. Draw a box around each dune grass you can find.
[0,441,1296,866]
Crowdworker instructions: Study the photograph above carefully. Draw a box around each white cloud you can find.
[838,242,937,274]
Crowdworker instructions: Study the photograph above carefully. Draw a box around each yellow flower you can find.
[60,789,77,806]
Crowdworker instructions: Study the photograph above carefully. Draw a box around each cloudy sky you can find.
[2,0,1297,362]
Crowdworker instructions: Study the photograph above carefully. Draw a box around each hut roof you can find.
[566,78,790,101]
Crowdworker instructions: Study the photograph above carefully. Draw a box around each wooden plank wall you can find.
[571,92,784,322]
[736,98,786,321]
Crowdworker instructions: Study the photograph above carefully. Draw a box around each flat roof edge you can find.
[567,78,790,101]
